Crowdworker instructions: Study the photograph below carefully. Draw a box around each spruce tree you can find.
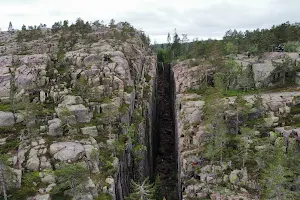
[126,177,155,200]
[8,22,13,32]
[203,87,228,163]
[153,175,162,200]
[261,150,295,200]
[52,163,89,196]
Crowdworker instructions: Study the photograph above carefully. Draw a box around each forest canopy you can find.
[154,21,300,63]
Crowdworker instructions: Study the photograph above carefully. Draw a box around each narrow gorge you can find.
[2,19,300,200]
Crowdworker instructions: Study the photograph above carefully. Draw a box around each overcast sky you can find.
[0,0,299,43]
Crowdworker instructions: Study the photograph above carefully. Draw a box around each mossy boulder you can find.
[229,170,241,184]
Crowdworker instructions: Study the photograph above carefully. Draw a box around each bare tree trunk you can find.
[70,176,76,195]
[242,157,245,169]
[0,163,7,200]
[243,148,247,169]
[220,143,223,164]
[205,65,208,86]
[9,70,17,123]
[226,74,232,93]
[172,50,174,61]
[236,111,239,135]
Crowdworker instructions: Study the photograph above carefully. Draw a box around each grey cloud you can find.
[1,0,300,43]
[2,0,38,3]
[48,10,65,17]
[117,0,300,42]
[5,13,29,17]
[48,10,81,18]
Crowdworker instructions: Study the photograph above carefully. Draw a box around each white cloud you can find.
[0,0,299,43]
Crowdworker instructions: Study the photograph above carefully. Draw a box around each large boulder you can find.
[27,194,51,200]
[49,142,85,161]
[66,104,92,123]
[15,54,49,89]
[0,112,23,126]
[60,95,83,105]
[15,65,38,88]
[81,126,98,137]
[48,118,63,136]
[0,111,15,126]
[252,61,275,88]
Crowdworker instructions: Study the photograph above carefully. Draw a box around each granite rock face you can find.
[173,60,300,200]
[0,24,156,199]
[235,52,300,88]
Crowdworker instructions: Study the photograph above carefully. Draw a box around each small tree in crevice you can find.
[52,163,89,196]
[126,177,155,200]
[0,155,16,200]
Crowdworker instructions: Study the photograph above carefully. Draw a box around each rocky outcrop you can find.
[173,60,300,199]
[173,59,214,93]
[235,52,300,88]
[0,23,156,199]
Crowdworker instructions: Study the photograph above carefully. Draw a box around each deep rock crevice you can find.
[154,63,178,200]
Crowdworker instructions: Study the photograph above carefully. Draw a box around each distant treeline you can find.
[154,21,300,63]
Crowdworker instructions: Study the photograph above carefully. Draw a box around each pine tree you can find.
[220,59,240,93]
[8,22,13,32]
[21,24,26,31]
[109,19,116,28]
[0,155,16,200]
[261,150,295,200]
[233,95,250,135]
[239,127,255,168]
[171,29,181,59]
[272,56,294,85]
[52,163,89,196]
[203,87,228,163]
[167,33,171,46]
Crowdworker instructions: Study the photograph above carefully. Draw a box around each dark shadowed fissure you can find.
[154,63,178,200]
